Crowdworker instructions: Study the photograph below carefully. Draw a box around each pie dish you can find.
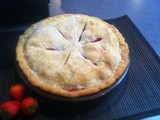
[16,14,129,98]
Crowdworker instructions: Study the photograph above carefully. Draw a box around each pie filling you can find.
[67,88,85,92]
[16,14,129,97]
[64,85,86,92]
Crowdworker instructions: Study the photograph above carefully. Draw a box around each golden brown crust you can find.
[16,14,129,98]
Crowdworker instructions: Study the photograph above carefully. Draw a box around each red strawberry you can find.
[0,100,20,119]
[10,83,25,101]
[21,97,38,115]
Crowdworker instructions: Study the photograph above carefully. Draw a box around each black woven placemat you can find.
[0,15,160,120]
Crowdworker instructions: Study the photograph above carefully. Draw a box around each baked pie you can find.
[16,14,129,98]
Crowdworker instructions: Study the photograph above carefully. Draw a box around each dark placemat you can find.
[0,15,160,120]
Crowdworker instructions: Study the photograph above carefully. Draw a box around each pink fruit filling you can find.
[67,88,85,92]
[91,37,102,42]
[83,37,102,44]
[64,85,85,92]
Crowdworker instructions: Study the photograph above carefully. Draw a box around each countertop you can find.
[49,0,160,56]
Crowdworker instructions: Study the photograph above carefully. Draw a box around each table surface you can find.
[49,0,160,57]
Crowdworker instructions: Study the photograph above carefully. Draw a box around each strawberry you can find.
[10,83,25,101]
[21,97,38,115]
[0,100,20,119]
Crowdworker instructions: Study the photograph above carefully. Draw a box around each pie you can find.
[16,14,129,98]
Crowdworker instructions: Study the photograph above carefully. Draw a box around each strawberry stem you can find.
[27,103,38,115]
[0,108,12,119]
